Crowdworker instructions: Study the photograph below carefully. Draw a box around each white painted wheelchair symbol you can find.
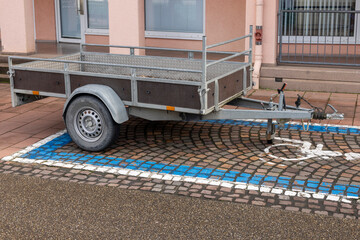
[263,137,360,161]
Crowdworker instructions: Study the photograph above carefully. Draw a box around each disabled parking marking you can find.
[2,121,360,202]
[262,137,360,162]
[345,152,360,161]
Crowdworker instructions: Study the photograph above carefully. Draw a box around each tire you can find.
[65,95,120,152]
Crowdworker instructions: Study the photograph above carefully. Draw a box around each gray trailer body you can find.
[8,27,330,151]
[9,51,251,116]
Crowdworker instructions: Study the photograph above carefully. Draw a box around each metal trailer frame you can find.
[8,31,255,115]
[7,26,330,148]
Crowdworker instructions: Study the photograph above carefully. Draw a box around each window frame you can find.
[144,0,206,40]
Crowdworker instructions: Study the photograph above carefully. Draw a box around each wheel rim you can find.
[74,107,103,142]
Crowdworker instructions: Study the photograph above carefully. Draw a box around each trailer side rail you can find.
[8,27,254,115]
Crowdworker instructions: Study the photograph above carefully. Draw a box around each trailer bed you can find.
[11,50,251,114]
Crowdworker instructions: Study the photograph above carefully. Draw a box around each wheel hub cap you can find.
[75,108,103,142]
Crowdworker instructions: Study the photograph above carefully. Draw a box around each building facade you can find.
[0,0,359,93]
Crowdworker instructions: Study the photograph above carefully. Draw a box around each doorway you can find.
[55,0,83,43]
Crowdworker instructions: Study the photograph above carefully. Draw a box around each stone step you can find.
[0,55,30,64]
[0,63,9,75]
[261,65,360,83]
[260,77,360,94]
[0,56,9,63]
[260,64,360,93]
[0,74,9,83]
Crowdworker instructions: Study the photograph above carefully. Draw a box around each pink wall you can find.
[0,0,35,53]
[145,38,202,51]
[145,0,246,52]
[108,0,247,54]
[280,44,360,55]
[109,0,145,54]
[85,35,110,44]
[262,0,278,64]
[206,0,246,52]
[245,0,278,64]
[0,7,2,42]
[85,35,110,53]
[245,0,256,54]
[34,0,56,41]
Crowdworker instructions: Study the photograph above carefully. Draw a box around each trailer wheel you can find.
[65,95,120,152]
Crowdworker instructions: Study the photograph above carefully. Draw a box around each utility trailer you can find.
[7,27,343,151]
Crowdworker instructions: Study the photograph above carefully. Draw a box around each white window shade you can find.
[60,0,81,38]
[145,0,204,39]
[87,0,109,30]
[282,0,356,37]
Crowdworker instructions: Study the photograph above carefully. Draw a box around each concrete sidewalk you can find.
[0,82,358,159]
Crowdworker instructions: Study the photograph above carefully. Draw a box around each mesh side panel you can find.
[62,54,81,71]
[83,54,202,81]
[82,64,132,77]
[83,54,244,82]
[206,62,243,80]
[16,54,81,71]
[15,53,245,82]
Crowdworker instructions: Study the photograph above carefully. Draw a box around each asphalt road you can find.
[0,173,359,239]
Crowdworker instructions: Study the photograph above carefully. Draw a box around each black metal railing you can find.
[278,0,360,66]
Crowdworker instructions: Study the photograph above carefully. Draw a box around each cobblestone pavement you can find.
[2,82,360,220]
[2,118,360,219]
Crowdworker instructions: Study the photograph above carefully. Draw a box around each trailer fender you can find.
[63,84,128,124]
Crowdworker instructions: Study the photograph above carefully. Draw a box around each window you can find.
[86,0,109,34]
[59,0,81,39]
[145,0,204,40]
[282,0,356,37]
[280,0,360,43]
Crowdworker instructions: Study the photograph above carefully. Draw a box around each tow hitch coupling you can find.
[295,95,344,120]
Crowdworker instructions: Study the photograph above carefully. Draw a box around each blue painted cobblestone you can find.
[21,128,360,198]
[203,120,360,135]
